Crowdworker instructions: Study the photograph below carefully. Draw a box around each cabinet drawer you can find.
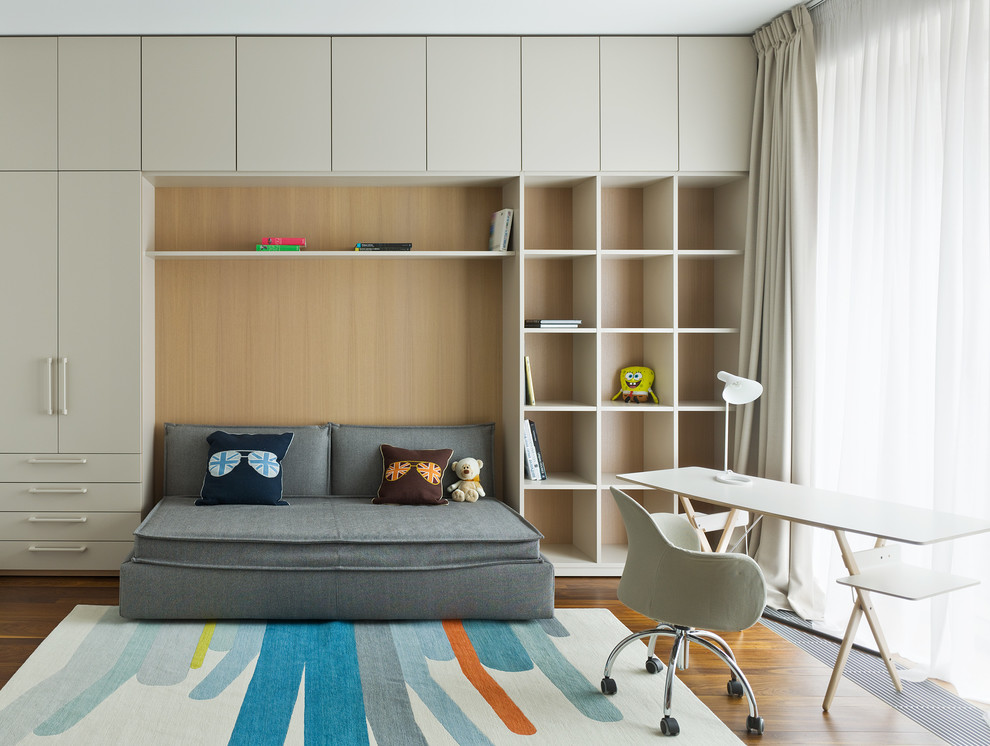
[0,483,142,512]
[0,454,140,482]
[0,511,141,541]
[0,540,133,571]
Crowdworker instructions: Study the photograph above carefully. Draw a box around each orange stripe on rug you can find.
[442,619,537,736]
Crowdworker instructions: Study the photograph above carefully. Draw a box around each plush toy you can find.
[447,457,485,502]
[612,365,660,404]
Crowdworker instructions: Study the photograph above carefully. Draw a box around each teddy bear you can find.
[447,457,485,502]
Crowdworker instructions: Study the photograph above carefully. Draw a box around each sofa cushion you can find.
[374,444,452,506]
[197,431,293,506]
[164,423,331,497]
[130,496,544,571]
[331,423,495,497]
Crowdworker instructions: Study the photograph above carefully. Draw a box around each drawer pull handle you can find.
[27,458,88,465]
[28,516,88,523]
[28,545,88,552]
[28,487,89,494]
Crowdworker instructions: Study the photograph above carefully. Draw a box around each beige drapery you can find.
[735,5,822,619]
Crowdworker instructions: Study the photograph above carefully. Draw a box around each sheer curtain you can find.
[810,0,990,701]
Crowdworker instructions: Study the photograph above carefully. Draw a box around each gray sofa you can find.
[119,422,554,620]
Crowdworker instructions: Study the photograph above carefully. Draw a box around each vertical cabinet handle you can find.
[45,357,54,415]
[60,357,69,415]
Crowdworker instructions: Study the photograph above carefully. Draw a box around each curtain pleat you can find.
[737,4,822,619]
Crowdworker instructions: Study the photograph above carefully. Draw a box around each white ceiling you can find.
[1,0,799,36]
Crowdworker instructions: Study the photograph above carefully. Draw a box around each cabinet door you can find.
[332,37,426,171]
[142,37,236,171]
[58,37,141,170]
[0,38,57,170]
[600,37,678,172]
[427,37,521,172]
[0,173,58,452]
[237,37,332,172]
[678,37,757,172]
[58,172,142,454]
[522,37,600,172]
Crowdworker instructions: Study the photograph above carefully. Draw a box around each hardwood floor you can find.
[1,575,945,744]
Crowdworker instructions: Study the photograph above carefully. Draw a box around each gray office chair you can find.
[601,487,767,736]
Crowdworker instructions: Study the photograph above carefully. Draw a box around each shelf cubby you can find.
[524,410,598,487]
[601,254,673,329]
[600,409,675,483]
[524,331,597,408]
[601,176,675,252]
[523,254,597,326]
[677,331,740,406]
[523,176,598,252]
[677,410,726,471]
[524,489,599,569]
[600,331,674,407]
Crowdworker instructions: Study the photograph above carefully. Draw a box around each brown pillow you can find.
[374,444,453,505]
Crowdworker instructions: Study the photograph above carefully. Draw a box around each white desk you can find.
[619,466,990,710]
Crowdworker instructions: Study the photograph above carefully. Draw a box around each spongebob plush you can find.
[612,366,659,404]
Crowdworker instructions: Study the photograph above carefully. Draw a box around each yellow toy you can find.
[612,366,659,404]
[447,457,485,502]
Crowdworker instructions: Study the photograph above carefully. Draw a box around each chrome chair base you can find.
[601,624,765,736]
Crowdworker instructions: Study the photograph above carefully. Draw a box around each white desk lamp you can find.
[715,371,763,485]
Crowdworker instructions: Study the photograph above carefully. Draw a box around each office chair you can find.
[601,487,767,736]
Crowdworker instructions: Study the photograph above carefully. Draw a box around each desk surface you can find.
[619,466,990,545]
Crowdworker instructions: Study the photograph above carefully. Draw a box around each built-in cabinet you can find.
[141,36,237,171]
[332,37,426,171]
[0,172,146,572]
[0,33,756,574]
[236,37,332,172]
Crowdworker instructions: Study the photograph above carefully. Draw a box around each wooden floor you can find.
[1,575,947,745]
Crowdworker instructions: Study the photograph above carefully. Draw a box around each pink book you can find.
[261,237,307,247]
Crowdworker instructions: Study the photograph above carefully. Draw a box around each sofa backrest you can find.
[162,423,331,496]
[330,422,496,498]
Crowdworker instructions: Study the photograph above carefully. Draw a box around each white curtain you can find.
[811,0,990,701]
[737,5,822,620]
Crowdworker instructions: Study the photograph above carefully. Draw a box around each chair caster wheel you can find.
[727,679,744,697]
[746,715,765,735]
[645,656,664,674]
[660,716,680,736]
[601,676,617,695]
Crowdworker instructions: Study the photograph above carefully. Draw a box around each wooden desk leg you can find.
[823,596,863,710]
[825,531,903,711]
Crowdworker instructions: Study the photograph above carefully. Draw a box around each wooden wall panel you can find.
[154,186,502,252]
[155,258,502,497]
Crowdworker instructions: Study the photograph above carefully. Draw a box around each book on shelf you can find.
[260,236,307,247]
[524,356,536,406]
[522,419,544,481]
[488,208,513,252]
[354,242,413,251]
[256,244,302,251]
[524,319,581,328]
[528,419,548,480]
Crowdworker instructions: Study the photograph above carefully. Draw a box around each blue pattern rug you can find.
[0,606,744,745]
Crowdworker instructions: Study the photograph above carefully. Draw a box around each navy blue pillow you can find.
[197,431,294,506]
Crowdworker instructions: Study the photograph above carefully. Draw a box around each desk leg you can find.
[824,531,903,711]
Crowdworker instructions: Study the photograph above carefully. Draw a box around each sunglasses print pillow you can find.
[197,430,294,506]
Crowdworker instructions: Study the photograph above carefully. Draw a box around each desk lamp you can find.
[715,371,763,485]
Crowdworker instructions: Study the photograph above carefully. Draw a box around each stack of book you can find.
[354,242,412,251]
[489,208,513,251]
[256,236,306,252]
[524,319,581,329]
[523,419,547,481]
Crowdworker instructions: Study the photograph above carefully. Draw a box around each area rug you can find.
[0,606,744,745]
